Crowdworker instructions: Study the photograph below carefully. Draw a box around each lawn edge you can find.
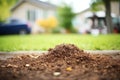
[0,50,120,55]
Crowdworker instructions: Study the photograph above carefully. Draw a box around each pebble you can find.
[66,67,72,71]
[53,72,61,76]
[25,64,30,67]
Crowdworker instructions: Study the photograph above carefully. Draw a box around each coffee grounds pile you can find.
[0,44,120,80]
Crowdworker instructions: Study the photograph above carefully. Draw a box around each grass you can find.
[0,34,120,51]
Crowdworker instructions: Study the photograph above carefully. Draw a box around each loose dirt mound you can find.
[0,44,120,80]
[46,44,87,60]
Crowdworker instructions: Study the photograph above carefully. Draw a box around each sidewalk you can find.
[0,50,120,60]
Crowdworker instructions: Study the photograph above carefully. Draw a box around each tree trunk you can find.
[104,0,113,33]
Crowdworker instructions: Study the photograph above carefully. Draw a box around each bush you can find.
[57,4,75,33]
[36,16,58,32]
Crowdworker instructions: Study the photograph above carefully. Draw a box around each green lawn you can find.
[0,34,120,51]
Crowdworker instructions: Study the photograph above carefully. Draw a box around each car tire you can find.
[19,30,27,35]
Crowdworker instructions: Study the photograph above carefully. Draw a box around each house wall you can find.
[11,2,56,34]
[75,1,120,34]
[73,9,92,34]
[11,3,27,21]
[11,2,56,22]
[111,2,119,16]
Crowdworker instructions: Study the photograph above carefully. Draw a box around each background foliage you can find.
[57,4,75,33]
[0,0,18,22]
[36,16,58,32]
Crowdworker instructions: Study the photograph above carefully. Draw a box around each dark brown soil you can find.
[0,44,120,80]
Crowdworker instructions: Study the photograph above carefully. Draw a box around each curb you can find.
[0,50,120,55]
[0,50,120,60]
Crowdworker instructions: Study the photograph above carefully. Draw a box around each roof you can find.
[76,8,90,15]
[11,0,57,12]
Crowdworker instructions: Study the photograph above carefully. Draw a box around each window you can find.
[27,10,36,21]
[43,10,48,18]
[27,10,30,21]
[36,9,42,19]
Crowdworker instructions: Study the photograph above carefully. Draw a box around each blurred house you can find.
[74,1,120,34]
[11,0,57,34]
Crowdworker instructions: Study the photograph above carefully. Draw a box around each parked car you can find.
[0,19,31,35]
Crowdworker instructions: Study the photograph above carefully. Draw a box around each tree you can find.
[0,0,18,22]
[57,4,75,33]
[91,0,119,33]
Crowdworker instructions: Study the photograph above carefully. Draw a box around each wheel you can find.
[19,30,27,35]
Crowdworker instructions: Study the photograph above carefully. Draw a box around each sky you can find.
[40,0,91,13]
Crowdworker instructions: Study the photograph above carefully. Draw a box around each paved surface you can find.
[0,50,120,60]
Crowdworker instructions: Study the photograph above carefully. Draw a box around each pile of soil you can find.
[0,44,120,80]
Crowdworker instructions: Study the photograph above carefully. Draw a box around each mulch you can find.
[0,44,120,80]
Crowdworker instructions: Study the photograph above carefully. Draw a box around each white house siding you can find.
[11,3,28,21]
[11,2,56,34]
[111,2,119,16]
[75,1,120,34]
[73,9,92,34]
